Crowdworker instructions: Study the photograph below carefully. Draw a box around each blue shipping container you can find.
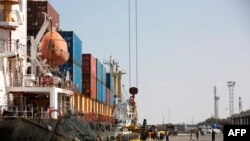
[102,67,106,85]
[96,59,102,81]
[97,80,102,102]
[60,31,82,66]
[102,84,107,104]
[106,73,114,91]
[73,64,82,93]
[106,73,110,88]
[59,31,82,93]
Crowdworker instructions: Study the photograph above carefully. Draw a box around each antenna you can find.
[214,86,220,119]
[227,81,236,116]
[169,108,170,123]
[103,55,118,74]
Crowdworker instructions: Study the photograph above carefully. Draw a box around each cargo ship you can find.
[0,0,139,140]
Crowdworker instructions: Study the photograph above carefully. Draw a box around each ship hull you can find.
[0,116,99,141]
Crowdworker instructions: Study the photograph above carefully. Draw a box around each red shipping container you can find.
[90,75,97,99]
[27,1,60,36]
[82,54,96,77]
[83,75,97,99]
[106,88,110,106]
[82,54,97,100]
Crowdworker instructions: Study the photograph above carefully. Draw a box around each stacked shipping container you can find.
[27,1,59,37]
[82,54,115,107]
[60,31,82,93]
[82,54,97,99]
[27,1,59,56]
[96,59,107,104]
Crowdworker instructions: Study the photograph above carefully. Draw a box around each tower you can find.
[227,81,235,116]
[214,86,220,119]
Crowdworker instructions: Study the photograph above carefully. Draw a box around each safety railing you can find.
[0,105,34,118]
[0,105,74,119]
[0,38,26,55]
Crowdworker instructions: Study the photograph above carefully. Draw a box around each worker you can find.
[212,129,216,141]
[190,129,194,141]
[165,129,169,141]
[157,131,160,140]
[196,129,199,140]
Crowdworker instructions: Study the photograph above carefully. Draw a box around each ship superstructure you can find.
[0,0,73,120]
[0,0,27,108]
[104,57,139,137]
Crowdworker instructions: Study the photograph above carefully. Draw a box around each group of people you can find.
[190,128,216,141]
[145,129,169,141]
[190,129,200,141]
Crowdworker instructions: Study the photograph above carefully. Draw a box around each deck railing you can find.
[0,105,63,119]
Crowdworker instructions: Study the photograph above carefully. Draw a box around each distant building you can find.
[175,124,187,132]
[230,109,250,125]
[185,124,197,132]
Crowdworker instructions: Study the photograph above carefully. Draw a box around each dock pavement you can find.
[144,134,223,141]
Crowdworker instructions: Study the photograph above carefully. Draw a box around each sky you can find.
[50,0,250,124]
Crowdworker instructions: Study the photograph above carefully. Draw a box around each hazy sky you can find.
[51,0,250,124]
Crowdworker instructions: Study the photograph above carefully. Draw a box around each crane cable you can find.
[128,0,139,88]
[135,0,138,87]
[128,0,131,88]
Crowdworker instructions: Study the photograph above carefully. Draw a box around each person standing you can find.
[190,129,193,141]
[212,129,216,141]
[165,129,169,141]
[196,129,199,140]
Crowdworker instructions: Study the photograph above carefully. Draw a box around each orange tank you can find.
[39,31,69,66]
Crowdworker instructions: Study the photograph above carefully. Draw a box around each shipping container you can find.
[106,73,114,90]
[73,64,82,92]
[106,88,110,105]
[97,80,102,102]
[102,66,106,85]
[82,54,96,76]
[82,54,97,99]
[59,31,82,93]
[96,59,102,81]
[101,83,107,104]
[82,75,96,99]
[60,31,82,66]
[96,59,107,84]
[27,1,60,37]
